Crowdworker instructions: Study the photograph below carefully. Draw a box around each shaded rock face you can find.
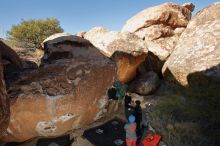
[129,71,160,95]
[138,52,164,77]
[84,27,148,83]
[0,41,22,68]
[13,47,44,66]
[111,51,147,83]
[0,55,9,137]
[0,41,22,136]
[162,3,220,86]
[2,34,117,142]
[3,59,38,88]
[122,3,194,61]
[1,42,41,87]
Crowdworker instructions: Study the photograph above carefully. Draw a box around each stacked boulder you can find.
[84,27,148,83]
[77,3,195,95]
[122,2,195,61]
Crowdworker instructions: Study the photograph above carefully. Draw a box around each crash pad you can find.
[82,117,126,146]
[139,133,161,146]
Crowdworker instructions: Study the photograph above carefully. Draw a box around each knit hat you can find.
[128,115,135,123]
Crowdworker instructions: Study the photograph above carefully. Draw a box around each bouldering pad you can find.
[82,117,126,146]
[139,133,161,146]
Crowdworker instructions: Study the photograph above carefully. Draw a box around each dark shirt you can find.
[134,106,142,123]
[125,105,134,120]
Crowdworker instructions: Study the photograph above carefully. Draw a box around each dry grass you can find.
[147,93,219,146]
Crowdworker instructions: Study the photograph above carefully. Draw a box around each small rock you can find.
[129,71,160,95]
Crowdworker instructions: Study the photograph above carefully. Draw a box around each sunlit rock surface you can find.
[162,3,220,86]
[122,3,194,61]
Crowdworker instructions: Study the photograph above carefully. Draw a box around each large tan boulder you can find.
[84,27,147,57]
[122,3,194,61]
[1,34,117,142]
[122,2,194,32]
[162,3,220,86]
[84,27,148,83]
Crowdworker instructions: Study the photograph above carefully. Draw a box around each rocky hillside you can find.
[0,2,219,146]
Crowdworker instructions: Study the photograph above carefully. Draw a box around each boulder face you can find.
[41,32,104,64]
[84,27,148,57]
[162,3,220,86]
[84,27,148,83]
[111,51,147,83]
[0,41,22,68]
[0,56,9,137]
[129,71,160,95]
[2,34,117,142]
[138,51,164,77]
[122,3,194,61]
[0,41,22,137]
[13,47,44,66]
[122,2,194,32]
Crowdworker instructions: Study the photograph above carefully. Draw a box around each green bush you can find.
[7,18,64,48]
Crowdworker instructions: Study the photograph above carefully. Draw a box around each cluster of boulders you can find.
[122,2,195,61]
[0,1,220,143]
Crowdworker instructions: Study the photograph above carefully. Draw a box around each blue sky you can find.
[0,0,218,38]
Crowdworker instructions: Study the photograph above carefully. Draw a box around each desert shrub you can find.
[7,18,63,48]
